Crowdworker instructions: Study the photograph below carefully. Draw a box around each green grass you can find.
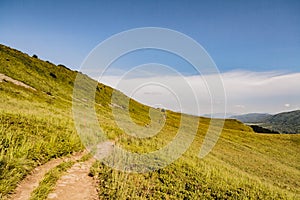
[29,161,74,200]
[88,110,299,199]
[0,44,84,198]
[0,44,299,199]
[0,113,82,198]
[79,153,93,162]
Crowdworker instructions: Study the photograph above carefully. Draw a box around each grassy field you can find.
[0,44,299,199]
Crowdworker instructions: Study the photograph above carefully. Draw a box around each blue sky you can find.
[1,0,299,72]
[0,0,300,114]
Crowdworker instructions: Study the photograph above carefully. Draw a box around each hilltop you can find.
[0,44,299,199]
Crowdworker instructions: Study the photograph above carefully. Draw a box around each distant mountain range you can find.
[231,110,300,134]
[202,112,237,119]
[230,113,272,123]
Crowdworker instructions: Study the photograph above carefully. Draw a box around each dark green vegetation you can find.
[262,110,300,134]
[0,44,299,199]
[250,125,279,134]
[232,111,300,134]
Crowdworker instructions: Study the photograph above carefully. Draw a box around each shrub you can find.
[50,72,57,79]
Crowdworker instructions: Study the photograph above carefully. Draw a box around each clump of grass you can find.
[78,153,93,162]
[29,161,74,200]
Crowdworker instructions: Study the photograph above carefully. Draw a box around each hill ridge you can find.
[0,44,299,199]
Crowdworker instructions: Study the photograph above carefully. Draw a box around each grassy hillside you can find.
[0,45,84,197]
[0,44,299,199]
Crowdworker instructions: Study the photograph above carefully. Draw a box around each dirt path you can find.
[46,158,98,200]
[46,141,114,200]
[10,141,114,200]
[9,152,84,200]
[0,73,36,91]
[94,141,115,160]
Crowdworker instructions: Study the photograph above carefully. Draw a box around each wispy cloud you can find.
[98,70,300,115]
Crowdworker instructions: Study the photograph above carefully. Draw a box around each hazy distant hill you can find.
[230,113,272,123]
[263,110,300,134]
[231,111,300,134]
[202,112,237,119]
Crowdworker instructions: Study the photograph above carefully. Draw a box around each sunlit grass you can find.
[0,113,83,197]
[0,44,299,199]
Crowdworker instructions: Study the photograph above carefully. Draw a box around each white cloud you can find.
[98,70,300,115]
[234,105,245,109]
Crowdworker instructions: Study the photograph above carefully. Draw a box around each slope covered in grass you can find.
[0,44,299,199]
[0,44,85,198]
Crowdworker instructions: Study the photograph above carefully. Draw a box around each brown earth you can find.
[47,158,98,200]
[0,73,36,91]
[9,152,84,200]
